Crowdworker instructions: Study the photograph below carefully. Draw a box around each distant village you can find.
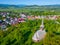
[0,12,60,31]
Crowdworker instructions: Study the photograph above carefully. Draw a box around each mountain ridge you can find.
[0,4,60,8]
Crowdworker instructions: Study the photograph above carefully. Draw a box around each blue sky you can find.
[0,0,60,5]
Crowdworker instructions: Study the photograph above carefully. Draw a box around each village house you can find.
[35,16,41,19]
[31,16,35,20]
[6,12,10,15]
[0,12,9,18]
[14,17,18,24]
[2,12,6,17]
[27,15,36,20]
[1,24,7,31]
[20,13,26,18]
[0,20,3,26]
[0,21,7,31]
[4,16,11,24]
[10,17,18,25]
[18,18,25,23]
[10,18,15,25]
[27,16,32,20]
[47,15,57,20]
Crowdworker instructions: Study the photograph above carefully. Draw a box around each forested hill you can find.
[0,4,60,9]
[0,4,27,8]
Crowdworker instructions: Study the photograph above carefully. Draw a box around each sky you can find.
[0,0,60,5]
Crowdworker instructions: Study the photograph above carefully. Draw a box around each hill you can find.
[0,4,60,9]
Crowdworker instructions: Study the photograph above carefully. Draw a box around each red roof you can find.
[18,18,25,21]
